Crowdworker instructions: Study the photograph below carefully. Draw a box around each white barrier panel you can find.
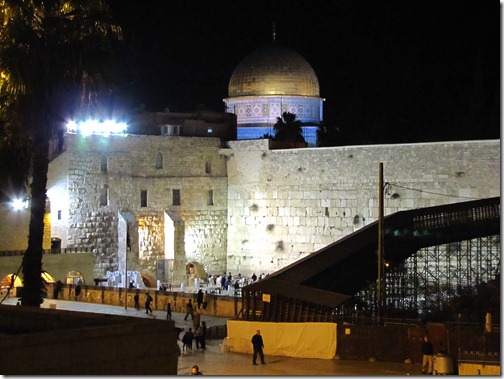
[226,320,337,359]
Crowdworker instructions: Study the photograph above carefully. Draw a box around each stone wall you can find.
[49,134,228,282]
[0,136,499,287]
[224,139,500,275]
[0,304,179,375]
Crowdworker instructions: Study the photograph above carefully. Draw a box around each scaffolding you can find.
[355,235,500,316]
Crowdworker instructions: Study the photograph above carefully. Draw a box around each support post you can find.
[377,162,384,323]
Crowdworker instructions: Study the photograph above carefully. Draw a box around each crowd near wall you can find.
[224,139,500,275]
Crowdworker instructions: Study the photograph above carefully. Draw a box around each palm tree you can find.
[273,111,305,143]
[0,0,122,306]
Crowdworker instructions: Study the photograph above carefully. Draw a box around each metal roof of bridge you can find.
[244,197,500,308]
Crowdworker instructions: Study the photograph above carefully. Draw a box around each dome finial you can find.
[272,22,276,44]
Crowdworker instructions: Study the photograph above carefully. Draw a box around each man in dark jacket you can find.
[251,329,265,365]
[421,335,434,374]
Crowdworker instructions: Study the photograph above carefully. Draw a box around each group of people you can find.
[179,321,207,351]
[208,272,266,293]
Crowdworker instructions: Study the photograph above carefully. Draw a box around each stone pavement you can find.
[1,297,424,376]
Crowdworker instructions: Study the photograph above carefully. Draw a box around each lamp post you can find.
[377,162,385,324]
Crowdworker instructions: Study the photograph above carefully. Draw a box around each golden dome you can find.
[228,45,320,97]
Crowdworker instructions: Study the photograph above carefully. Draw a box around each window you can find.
[141,190,148,207]
[155,152,163,169]
[205,161,212,174]
[100,185,109,206]
[100,155,108,173]
[57,210,62,220]
[207,189,214,206]
[172,189,181,206]
[160,124,181,135]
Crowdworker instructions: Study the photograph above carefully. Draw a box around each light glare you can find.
[66,119,127,136]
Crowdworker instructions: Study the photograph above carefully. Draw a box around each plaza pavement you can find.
[1,297,424,376]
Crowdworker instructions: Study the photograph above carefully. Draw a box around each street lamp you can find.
[377,162,385,323]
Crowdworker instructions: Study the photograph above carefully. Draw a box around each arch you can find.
[41,270,55,284]
[141,273,156,288]
[0,271,55,288]
[66,271,85,285]
[51,237,62,253]
[0,274,22,288]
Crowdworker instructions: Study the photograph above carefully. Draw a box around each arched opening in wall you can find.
[41,271,56,284]
[51,237,62,254]
[0,274,23,289]
[1,271,55,289]
[66,271,85,285]
[141,273,156,288]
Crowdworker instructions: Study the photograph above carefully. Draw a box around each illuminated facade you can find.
[0,136,499,289]
[223,44,324,146]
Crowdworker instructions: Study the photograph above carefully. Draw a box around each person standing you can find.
[251,329,265,365]
[166,301,172,320]
[197,289,204,309]
[194,325,202,349]
[193,309,201,331]
[421,335,434,374]
[54,280,63,299]
[134,291,140,310]
[184,298,194,321]
[145,291,153,314]
[200,321,207,349]
[202,291,209,310]
[75,284,82,301]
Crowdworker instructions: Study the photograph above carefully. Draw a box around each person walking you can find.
[166,301,172,320]
[184,298,194,321]
[145,291,153,314]
[251,329,265,365]
[421,335,434,374]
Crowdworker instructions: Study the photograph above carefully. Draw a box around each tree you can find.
[0,95,32,202]
[273,112,305,143]
[0,0,122,306]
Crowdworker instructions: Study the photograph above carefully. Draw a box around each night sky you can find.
[106,0,500,144]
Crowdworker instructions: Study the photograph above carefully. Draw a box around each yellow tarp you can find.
[226,320,337,359]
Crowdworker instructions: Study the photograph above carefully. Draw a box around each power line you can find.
[386,182,482,200]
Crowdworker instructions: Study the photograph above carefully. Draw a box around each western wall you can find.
[0,137,499,287]
[223,139,500,276]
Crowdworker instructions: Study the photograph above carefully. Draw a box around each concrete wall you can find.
[224,139,500,275]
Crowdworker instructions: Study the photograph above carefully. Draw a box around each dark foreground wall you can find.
[0,305,179,375]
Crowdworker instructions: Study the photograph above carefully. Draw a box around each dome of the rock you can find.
[223,44,324,146]
[228,45,320,97]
